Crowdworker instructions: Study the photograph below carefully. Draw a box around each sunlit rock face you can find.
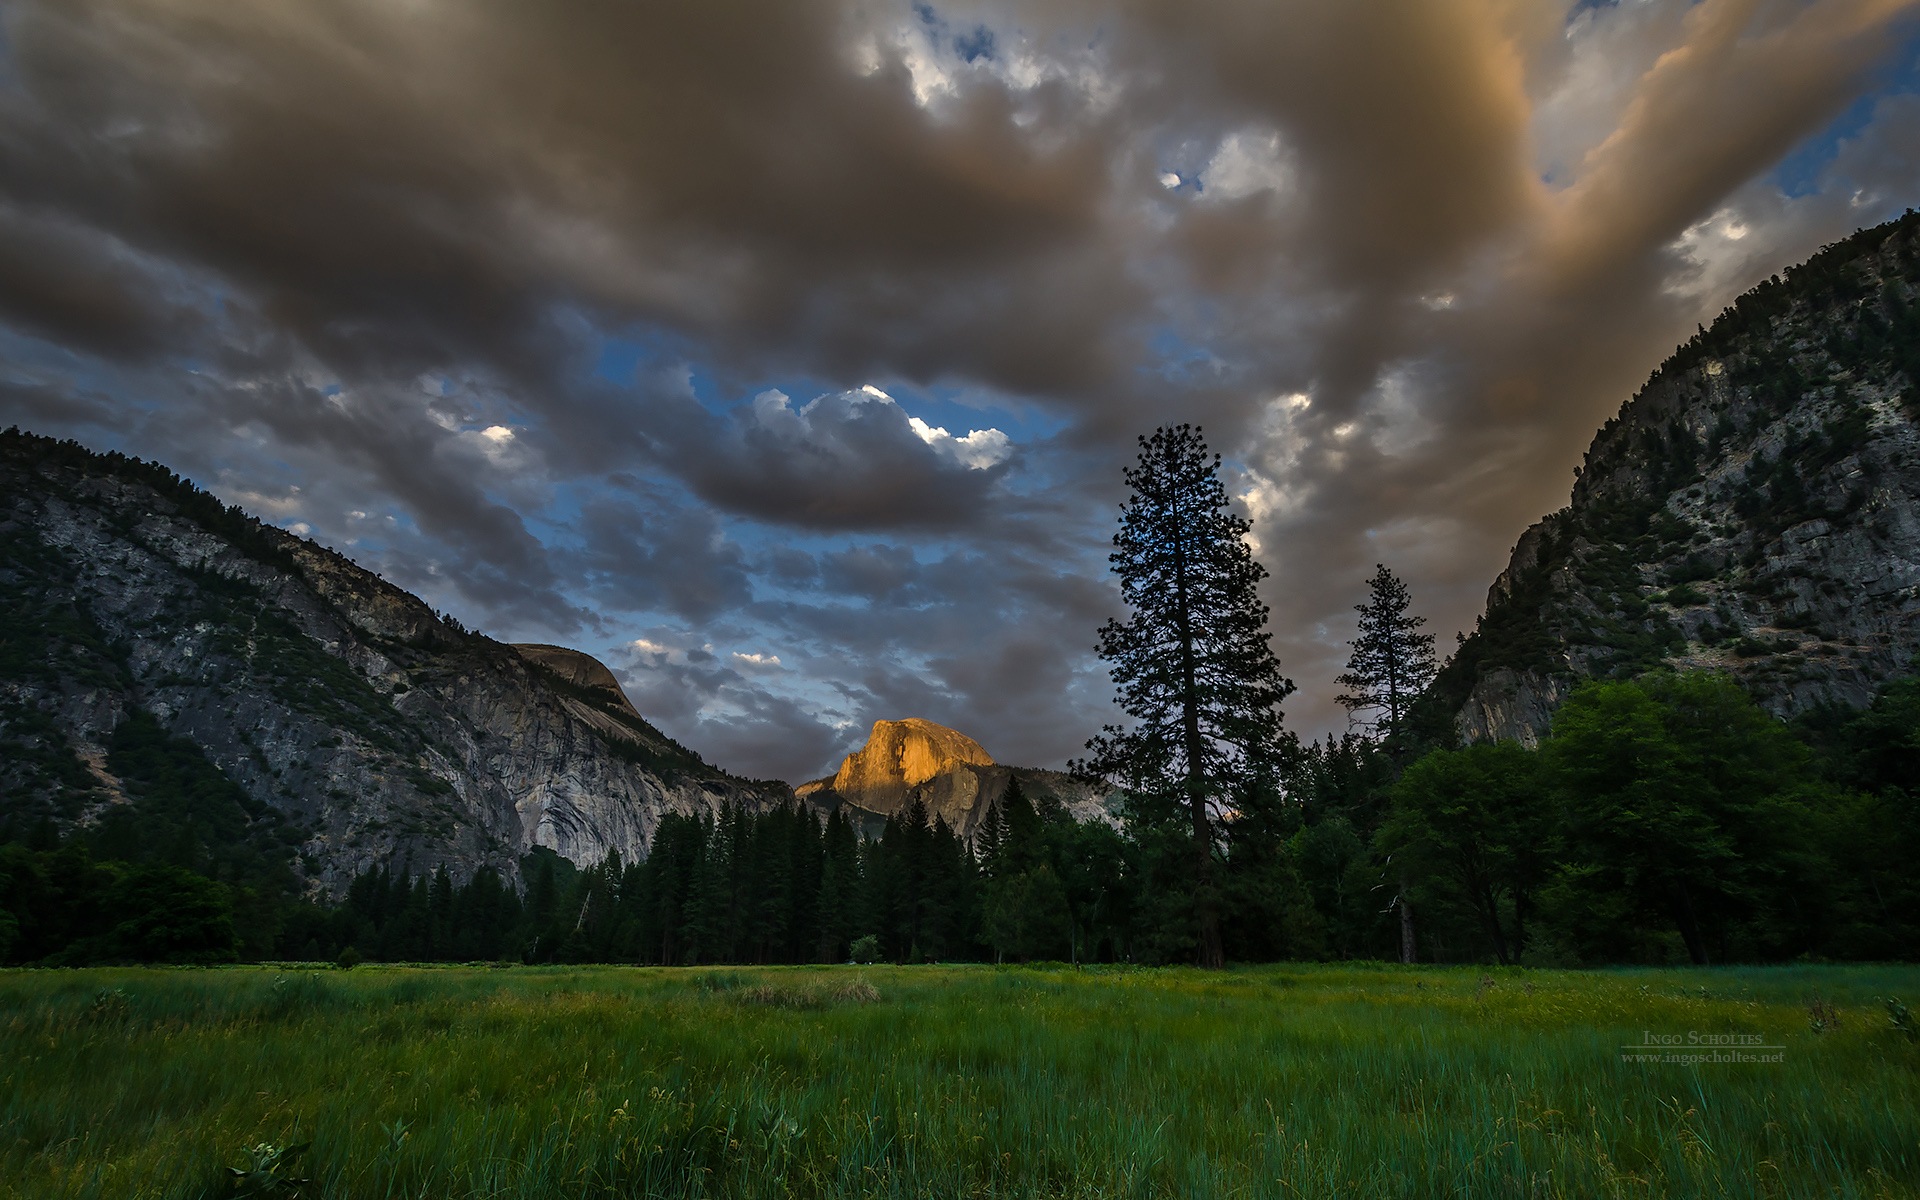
[1437,213,1920,744]
[797,718,1113,841]
[832,718,994,810]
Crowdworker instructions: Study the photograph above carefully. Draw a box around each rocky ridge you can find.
[1437,212,1920,743]
[0,431,789,897]
[796,717,1113,840]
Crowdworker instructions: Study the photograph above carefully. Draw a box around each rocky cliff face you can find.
[827,718,993,812]
[0,432,788,896]
[796,717,1113,839]
[1437,212,1920,743]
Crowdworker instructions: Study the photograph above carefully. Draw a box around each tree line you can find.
[2,425,1914,966]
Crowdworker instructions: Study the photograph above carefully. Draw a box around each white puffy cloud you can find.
[906,416,1014,469]
[1200,129,1295,201]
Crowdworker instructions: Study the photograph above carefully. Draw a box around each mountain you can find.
[1436,211,1920,743]
[795,717,1112,840]
[0,430,789,897]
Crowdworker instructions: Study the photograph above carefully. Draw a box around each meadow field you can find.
[2,963,1916,1199]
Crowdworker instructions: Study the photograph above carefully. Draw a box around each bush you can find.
[46,863,241,965]
[849,934,880,964]
[1733,636,1795,658]
[336,945,363,970]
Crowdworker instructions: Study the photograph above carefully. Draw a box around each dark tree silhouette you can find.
[1336,564,1435,742]
[1076,425,1294,968]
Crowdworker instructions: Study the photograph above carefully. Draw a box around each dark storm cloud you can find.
[1123,0,1544,294]
[2,0,1918,774]
[199,376,580,624]
[611,644,850,783]
[664,387,1015,532]
[0,0,1134,397]
[573,496,752,622]
[0,375,123,432]
[820,544,923,602]
[0,207,196,359]
[760,535,1123,776]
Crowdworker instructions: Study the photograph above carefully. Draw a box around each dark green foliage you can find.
[979,779,1132,963]
[85,863,240,964]
[0,846,238,964]
[1786,681,1920,958]
[321,796,980,966]
[1336,564,1436,741]
[1277,734,1401,960]
[1219,787,1322,962]
[1078,425,1296,968]
[1377,743,1552,966]
[0,708,301,964]
[5,672,1914,968]
[98,711,299,916]
[1664,554,1717,585]
[982,864,1072,961]
[301,781,1143,968]
[1733,635,1796,658]
[0,843,115,963]
[1370,673,1920,965]
[316,861,529,963]
[1540,675,1817,964]
[1796,678,1920,795]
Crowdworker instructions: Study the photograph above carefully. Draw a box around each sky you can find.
[3,0,1919,783]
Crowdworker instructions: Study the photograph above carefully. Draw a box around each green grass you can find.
[2,963,1917,1198]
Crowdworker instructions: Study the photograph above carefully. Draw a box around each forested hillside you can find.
[1434,211,1920,744]
[0,429,790,954]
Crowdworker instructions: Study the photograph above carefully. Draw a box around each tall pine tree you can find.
[1077,425,1294,968]
[1335,564,1435,743]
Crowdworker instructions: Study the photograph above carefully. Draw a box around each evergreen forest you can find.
[3,670,1914,968]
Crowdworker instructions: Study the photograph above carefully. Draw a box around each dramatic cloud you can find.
[666,384,1016,531]
[3,0,1917,779]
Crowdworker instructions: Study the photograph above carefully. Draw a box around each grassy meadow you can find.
[2,963,1917,1199]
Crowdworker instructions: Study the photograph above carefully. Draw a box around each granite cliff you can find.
[796,717,1113,840]
[0,431,789,897]
[1436,212,1920,743]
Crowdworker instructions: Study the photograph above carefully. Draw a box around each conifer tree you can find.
[816,809,861,962]
[1332,565,1434,963]
[1077,425,1295,968]
[976,798,1005,871]
[1336,564,1435,742]
[997,778,1041,873]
